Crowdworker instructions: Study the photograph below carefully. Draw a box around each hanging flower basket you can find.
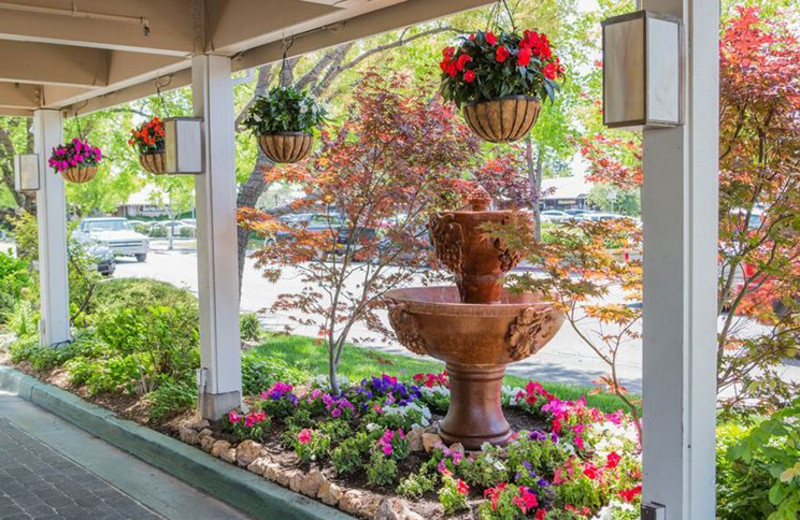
[243,86,326,164]
[139,152,167,174]
[129,117,167,174]
[463,95,541,143]
[257,132,314,164]
[61,166,97,184]
[439,30,565,143]
[48,138,102,184]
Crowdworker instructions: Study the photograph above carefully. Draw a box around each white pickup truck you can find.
[74,218,150,262]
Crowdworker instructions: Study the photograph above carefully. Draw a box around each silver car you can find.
[75,218,150,262]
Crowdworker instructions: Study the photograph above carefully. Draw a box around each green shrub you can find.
[10,338,81,371]
[718,400,800,520]
[7,299,39,338]
[90,278,197,316]
[241,350,310,395]
[0,251,31,320]
[178,226,195,238]
[366,451,398,487]
[147,380,196,422]
[332,432,372,476]
[240,312,261,342]
[94,304,199,393]
[149,226,168,238]
[397,472,437,499]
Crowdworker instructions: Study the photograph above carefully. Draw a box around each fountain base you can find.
[439,363,511,448]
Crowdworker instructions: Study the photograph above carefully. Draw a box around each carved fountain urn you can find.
[385,187,565,449]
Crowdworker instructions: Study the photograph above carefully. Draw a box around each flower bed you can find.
[176,373,642,519]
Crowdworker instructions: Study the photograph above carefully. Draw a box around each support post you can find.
[33,109,70,347]
[191,55,242,419]
[641,0,719,518]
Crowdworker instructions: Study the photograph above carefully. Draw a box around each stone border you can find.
[0,365,354,520]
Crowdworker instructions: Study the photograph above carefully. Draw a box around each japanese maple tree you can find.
[574,7,800,412]
[242,71,478,393]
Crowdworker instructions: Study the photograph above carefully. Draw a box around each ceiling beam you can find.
[0,82,38,110]
[55,0,492,115]
[0,0,198,56]
[234,0,491,71]
[0,40,109,87]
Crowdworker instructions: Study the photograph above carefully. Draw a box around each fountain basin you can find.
[385,286,564,448]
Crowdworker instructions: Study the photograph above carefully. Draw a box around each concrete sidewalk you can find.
[0,391,250,520]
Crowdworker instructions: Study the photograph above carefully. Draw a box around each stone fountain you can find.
[385,186,564,449]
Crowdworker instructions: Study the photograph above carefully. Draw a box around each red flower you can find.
[443,46,455,59]
[485,32,497,45]
[456,479,469,495]
[606,451,621,469]
[446,61,458,78]
[535,510,547,520]
[518,47,533,66]
[544,62,557,80]
[456,53,472,71]
[512,487,538,513]
[583,461,601,480]
[464,70,476,83]
[618,485,642,503]
[496,46,511,63]
[468,33,476,41]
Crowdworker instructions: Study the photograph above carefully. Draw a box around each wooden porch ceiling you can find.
[0,0,491,117]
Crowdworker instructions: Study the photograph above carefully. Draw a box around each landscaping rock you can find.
[178,427,198,445]
[407,428,424,452]
[449,443,465,454]
[197,428,213,439]
[262,462,282,482]
[422,432,442,453]
[288,470,305,492]
[277,468,298,488]
[340,490,382,518]
[220,448,237,464]
[186,417,210,431]
[235,440,263,467]
[200,435,216,452]
[211,440,231,458]
[247,457,272,476]
[318,481,344,506]
[374,497,424,520]
[299,469,326,497]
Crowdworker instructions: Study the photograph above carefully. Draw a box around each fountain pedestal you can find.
[385,186,564,449]
[439,363,510,446]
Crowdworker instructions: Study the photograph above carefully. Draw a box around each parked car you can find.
[272,213,377,259]
[84,240,116,276]
[74,218,149,262]
[540,210,573,223]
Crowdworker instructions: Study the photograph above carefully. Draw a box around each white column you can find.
[641,0,719,518]
[33,109,71,347]
[191,55,242,419]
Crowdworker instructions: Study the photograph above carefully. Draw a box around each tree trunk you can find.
[526,135,544,240]
[236,153,274,291]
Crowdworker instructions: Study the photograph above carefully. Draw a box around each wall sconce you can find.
[14,154,40,191]
[602,11,684,130]
[163,117,204,174]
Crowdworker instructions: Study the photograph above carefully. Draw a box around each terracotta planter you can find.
[139,152,166,174]
[61,166,97,184]
[257,132,313,164]
[462,95,541,143]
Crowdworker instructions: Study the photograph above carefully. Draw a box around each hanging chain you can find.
[155,74,173,118]
[73,100,88,140]
[279,36,295,87]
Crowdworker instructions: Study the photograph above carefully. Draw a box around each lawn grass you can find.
[252,333,634,414]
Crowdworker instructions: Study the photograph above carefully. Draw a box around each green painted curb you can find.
[0,366,354,520]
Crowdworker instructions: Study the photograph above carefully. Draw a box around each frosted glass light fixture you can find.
[163,117,204,174]
[14,154,40,191]
[602,11,684,129]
